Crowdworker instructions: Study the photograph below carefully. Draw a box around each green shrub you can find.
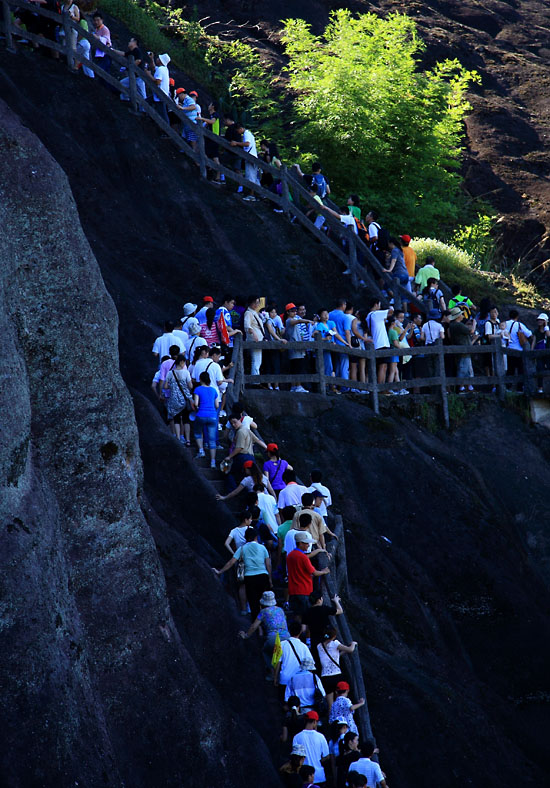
[412,237,545,308]
[281,10,480,235]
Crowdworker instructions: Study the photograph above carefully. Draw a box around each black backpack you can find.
[370,223,389,265]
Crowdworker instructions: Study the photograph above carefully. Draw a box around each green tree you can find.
[282,10,479,234]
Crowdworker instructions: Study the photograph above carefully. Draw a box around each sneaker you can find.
[210,459,216,469]
[294,386,309,393]
[467,385,474,392]
[219,409,227,418]
[390,390,399,395]
[217,423,223,430]
[237,185,243,193]
[400,389,409,395]
[196,450,205,458]
[342,269,351,275]
[273,207,284,214]
[243,195,257,202]
[459,386,465,393]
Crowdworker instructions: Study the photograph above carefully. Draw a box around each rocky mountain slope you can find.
[1,15,550,787]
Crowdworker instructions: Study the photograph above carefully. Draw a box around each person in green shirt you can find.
[347,194,361,220]
[448,284,476,312]
[387,313,408,395]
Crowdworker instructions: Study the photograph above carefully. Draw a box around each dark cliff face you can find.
[0,100,281,788]
[1,40,550,788]
[248,393,550,786]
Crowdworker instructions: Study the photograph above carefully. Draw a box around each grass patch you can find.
[413,237,548,309]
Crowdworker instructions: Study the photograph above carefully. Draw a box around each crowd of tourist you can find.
[209,404,387,787]
[152,293,550,415]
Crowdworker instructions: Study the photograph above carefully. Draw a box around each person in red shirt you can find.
[286,533,329,616]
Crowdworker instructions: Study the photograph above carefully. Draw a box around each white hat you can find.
[291,744,306,757]
[537,313,548,321]
[188,322,202,336]
[159,53,170,66]
[295,531,313,544]
[182,302,197,317]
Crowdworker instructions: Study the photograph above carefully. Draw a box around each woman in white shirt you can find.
[317,628,357,712]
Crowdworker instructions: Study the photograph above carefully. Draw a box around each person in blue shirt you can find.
[314,309,350,382]
[328,300,352,382]
[193,370,219,467]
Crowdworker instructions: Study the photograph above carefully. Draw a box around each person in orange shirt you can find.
[400,234,417,293]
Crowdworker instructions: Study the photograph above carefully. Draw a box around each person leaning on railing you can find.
[112,36,147,101]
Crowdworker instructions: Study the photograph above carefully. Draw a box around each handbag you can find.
[314,675,328,715]
[220,457,233,474]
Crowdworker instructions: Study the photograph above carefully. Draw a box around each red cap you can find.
[305,710,319,721]
[400,234,411,244]
[189,90,198,97]
[203,296,214,303]
[175,88,186,95]
[243,460,254,469]
[336,681,350,691]
[267,443,278,452]
[285,303,297,311]
[169,78,175,86]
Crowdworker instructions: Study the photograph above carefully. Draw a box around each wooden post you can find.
[280,165,291,214]
[368,345,379,415]
[197,123,207,179]
[3,0,16,52]
[128,56,137,113]
[522,349,536,396]
[316,341,327,396]
[437,344,449,428]
[62,11,75,70]
[494,342,506,400]
[348,229,358,288]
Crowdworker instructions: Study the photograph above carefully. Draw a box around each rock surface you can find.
[0,99,280,787]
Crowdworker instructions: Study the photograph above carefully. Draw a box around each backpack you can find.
[370,223,390,265]
[312,173,328,199]
[451,296,473,321]
[353,216,369,244]
[423,288,442,317]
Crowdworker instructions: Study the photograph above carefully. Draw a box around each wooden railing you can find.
[1,0,424,308]
[318,515,374,742]
[227,338,550,427]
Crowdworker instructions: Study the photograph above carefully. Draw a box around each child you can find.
[299,764,319,786]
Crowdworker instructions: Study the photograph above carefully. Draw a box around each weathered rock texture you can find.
[0,100,279,787]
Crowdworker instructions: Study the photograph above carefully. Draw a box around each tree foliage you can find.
[281,10,480,234]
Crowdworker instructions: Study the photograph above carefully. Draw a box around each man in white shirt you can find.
[352,740,387,787]
[292,711,330,784]
[172,319,189,348]
[244,295,265,377]
[230,123,260,200]
[274,621,314,687]
[307,470,332,517]
[505,308,532,384]
[150,52,170,123]
[277,469,308,513]
[365,298,392,386]
[152,321,185,367]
